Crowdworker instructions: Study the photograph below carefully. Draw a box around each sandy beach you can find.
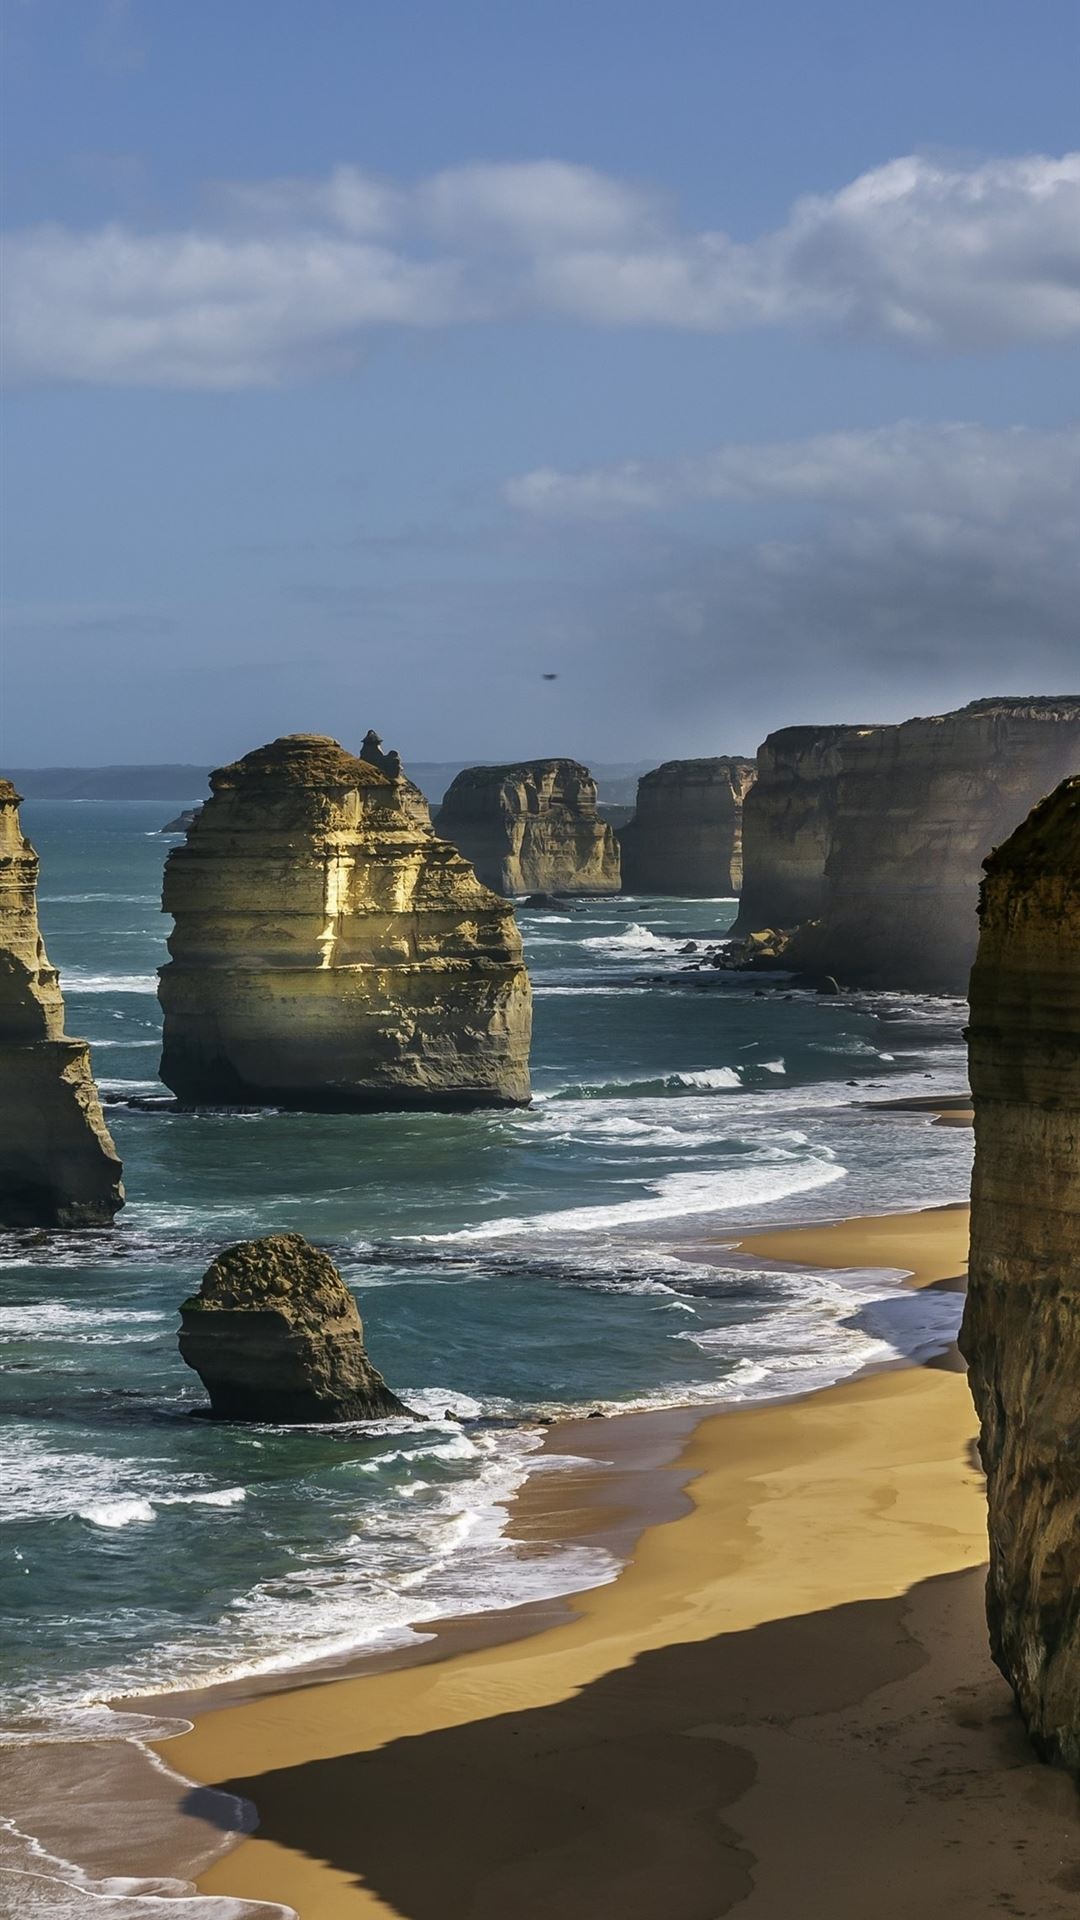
[157,1202,1077,1919]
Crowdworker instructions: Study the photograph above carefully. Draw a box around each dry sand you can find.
[164,1207,1078,1918]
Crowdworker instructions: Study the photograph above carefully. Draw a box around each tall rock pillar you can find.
[960,775,1080,1768]
[0,780,123,1226]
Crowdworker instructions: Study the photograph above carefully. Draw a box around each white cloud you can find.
[3,151,1078,386]
[505,422,1080,523]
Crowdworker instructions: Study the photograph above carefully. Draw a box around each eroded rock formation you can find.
[179,1231,409,1422]
[158,734,532,1108]
[620,758,755,896]
[437,761,620,896]
[736,700,1080,990]
[733,726,866,935]
[959,775,1080,1769]
[0,780,123,1226]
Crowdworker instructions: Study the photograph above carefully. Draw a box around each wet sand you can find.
[160,1203,1078,1918]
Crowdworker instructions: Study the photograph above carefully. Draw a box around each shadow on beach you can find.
[193,1568,1071,1920]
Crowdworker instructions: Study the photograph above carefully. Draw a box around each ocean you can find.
[0,800,973,1913]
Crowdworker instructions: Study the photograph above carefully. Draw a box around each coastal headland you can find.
[163,1201,1078,1919]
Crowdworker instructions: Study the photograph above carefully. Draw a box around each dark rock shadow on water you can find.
[194,1574,1024,1920]
[841,1289,965,1367]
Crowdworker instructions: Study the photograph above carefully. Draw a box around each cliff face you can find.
[437,761,620,896]
[814,700,1080,992]
[180,1232,409,1422]
[959,776,1080,1769]
[0,780,123,1226]
[734,726,865,934]
[619,758,756,896]
[158,734,532,1108]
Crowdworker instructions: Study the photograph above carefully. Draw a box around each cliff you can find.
[733,726,866,934]
[180,1232,409,1423]
[158,734,532,1109]
[811,699,1080,991]
[735,700,1080,991]
[620,758,756,896]
[437,761,620,896]
[959,776,1080,1769]
[0,780,123,1226]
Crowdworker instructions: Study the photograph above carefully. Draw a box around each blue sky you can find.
[2,0,1077,766]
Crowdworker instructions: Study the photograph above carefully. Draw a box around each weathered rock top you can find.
[182,1231,361,1327]
[210,733,393,797]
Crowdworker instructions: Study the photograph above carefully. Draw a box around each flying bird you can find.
[542,672,558,680]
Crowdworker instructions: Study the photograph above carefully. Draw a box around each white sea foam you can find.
[60,973,159,995]
[0,1305,166,1340]
[422,1153,845,1243]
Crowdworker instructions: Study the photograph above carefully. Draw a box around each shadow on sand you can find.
[190,1572,1033,1920]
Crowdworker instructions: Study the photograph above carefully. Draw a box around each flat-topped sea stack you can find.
[810,698,1080,991]
[959,776,1080,1768]
[0,780,123,1226]
[158,734,532,1108]
[437,760,619,896]
[733,725,866,935]
[620,758,755,896]
[180,1232,409,1423]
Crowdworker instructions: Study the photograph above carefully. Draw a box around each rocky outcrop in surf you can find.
[179,1232,409,1422]
[0,780,123,1226]
[960,775,1080,1769]
[437,761,619,896]
[158,734,532,1108]
[736,700,1080,991]
[619,758,756,897]
[734,726,863,935]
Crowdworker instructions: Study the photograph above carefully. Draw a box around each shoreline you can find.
[149,1198,1068,1917]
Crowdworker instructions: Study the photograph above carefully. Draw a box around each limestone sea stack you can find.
[437,760,620,896]
[959,776,1080,1769]
[619,758,756,896]
[179,1232,409,1422]
[811,699,1080,992]
[733,726,865,934]
[0,780,123,1227]
[158,734,532,1108]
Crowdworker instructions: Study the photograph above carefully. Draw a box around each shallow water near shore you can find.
[1,800,974,1912]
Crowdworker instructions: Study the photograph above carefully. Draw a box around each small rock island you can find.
[437,760,620,895]
[960,775,1080,1769]
[620,758,756,896]
[0,780,123,1227]
[158,733,532,1108]
[180,1232,409,1423]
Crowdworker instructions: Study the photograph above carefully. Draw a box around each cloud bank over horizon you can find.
[4,149,1079,387]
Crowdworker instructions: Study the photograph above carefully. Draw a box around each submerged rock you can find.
[179,1232,409,1423]
[437,760,620,896]
[620,758,756,897]
[0,780,123,1227]
[158,734,532,1108]
[960,777,1080,1769]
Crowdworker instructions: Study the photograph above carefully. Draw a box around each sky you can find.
[1,0,1078,769]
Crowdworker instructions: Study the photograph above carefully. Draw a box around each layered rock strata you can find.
[733,726,865,934]
[0,780,123,1226]
[159,734,532,1108]
[736,700,1080,991]
[813,699,1080,991]
[959,776,1080,1769]
[180,1232,409,1422]
[437,761,619,895]
[620,758,756,896]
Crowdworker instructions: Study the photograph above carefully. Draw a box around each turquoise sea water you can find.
[0,801,973,1912]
